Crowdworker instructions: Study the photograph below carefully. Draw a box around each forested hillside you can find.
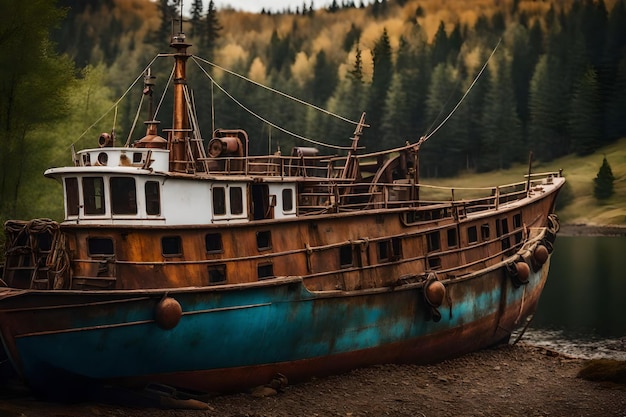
[1,0,625,221]
[51,0,626,174]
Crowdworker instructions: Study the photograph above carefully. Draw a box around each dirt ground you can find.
[1,343,625,417]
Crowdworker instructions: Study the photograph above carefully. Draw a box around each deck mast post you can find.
[526,151,533,196]
[169,21,192,173]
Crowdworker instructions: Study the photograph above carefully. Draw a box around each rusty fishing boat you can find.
[0,25,564,398]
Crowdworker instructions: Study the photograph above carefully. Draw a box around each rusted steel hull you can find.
[0,234,549,395]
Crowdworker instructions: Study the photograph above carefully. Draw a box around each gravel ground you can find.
[1,343,625,417]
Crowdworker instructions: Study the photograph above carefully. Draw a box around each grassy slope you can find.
[422,138,626,226]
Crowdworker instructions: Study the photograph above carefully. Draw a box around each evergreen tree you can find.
[381,72,413,148]
[431,21,449,65]
[267,30,293,75]
[0,0,75,219]
[189,0,203,41]
[529,52,569,161]
[603,0,626,140]
[569,68,601,156]
[509,22,541,139]
[593,156,615,200]
[480,54,523,171]
[343,23,362,52]
[422,63,463,177]
[363,28,393,150]
[155,0,179,45]
[309,50,338,106]
[605,56,626,140]
[349,44,364,82]
[204,0,222,58]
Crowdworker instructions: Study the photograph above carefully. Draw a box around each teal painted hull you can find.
[0,253,549,394]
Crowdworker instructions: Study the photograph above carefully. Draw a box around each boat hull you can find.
[0,236,550,395]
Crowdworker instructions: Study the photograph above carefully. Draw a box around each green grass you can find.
[421,138,626,226]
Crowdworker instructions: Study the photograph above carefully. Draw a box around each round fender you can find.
[424,280,446,308]
[515,262,530,285]
[155,297,182,330]
[533,245,549,266]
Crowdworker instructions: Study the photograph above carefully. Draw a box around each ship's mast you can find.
[169,18,191,173]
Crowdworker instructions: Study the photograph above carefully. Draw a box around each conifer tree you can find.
[431,22,449,65]
[422,63,463,177]
[189,0,203,40]
[364,28,393,150]
[0,0,75,219]
[594,156,615,200]
[529,52,569,161]
[569,68,601,156]
[204,0,222,58]
[349,45,364,82]
[155,0,179,45]
[480,54,522,171]
[309,50,338,106]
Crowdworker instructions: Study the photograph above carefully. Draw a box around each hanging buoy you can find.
[155,297,182,330]
[424,276,446,308]
[533,245,549,266]
[515,262,530,285]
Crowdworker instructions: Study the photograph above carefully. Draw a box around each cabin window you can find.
[65,177,79,216]
[83,177,106,215]
[213,187,226,215]
[258,263,274,280]
[133,152,143,163]
[162,236,182,256]
[378,238,402,261]
[205,233,223,253]
[252,184,272,220]
[282,188,294,212]
[378,241,389,261]
[467,226,478,244]
[97,152,108,165]
[513,213,523,244]
[481,223,490,241]
[391,237,402,260]
[110,177,137,215]
[230,187,243,215]
[208,264,226,284]
[447,228,458,248]
[145,181,161,215]
[256,230,272,251]
[88,237,114,256]
[340,244,353,267]
[497,218,511,251]
[427,231,440,252]
[428,256,442,270]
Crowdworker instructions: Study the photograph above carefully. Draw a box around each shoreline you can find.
[559,223,626,237]
[0,344,624,416]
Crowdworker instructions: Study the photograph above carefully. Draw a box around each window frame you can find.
[110,177,137,215]
[82,176,106,215]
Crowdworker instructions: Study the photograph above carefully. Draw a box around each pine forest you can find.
[1,0,625,221]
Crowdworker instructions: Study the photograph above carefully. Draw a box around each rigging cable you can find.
[191,56,355,151]
[69,53,162,149]
[125,93,145,147]
[418,38,502,147]
[192,55,364,127]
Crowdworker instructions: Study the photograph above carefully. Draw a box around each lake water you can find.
[518,236,626,360]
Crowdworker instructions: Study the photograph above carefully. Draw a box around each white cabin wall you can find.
[160,179,213,225]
